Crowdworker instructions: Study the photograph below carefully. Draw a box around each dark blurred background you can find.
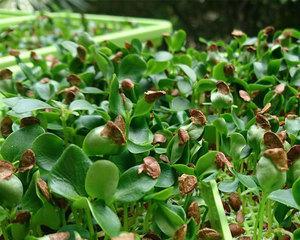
[1,0,300,44]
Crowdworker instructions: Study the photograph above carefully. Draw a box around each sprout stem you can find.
[85,208,95,240]
[123,203,129,231]
[254,193,267,240]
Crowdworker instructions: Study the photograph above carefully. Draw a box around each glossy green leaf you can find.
[1,125,45,162]
[195,151,218,177]
[12,99,53,114]
[49,145,92,201]
[292,178,300,207]
[154,203,184,236]
[269,188,299,209]
[119,54,147,82]
[114,166,157,202]
[85,160,119,202]
[88,199,121,237]
[32,133,64,172]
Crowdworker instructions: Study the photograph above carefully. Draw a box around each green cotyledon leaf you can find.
[48,144,92,201]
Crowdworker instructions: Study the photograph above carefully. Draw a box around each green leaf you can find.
[177,64,196,83]
[269,188,299,210]
[12,99,53,114]
[32,133,64,173]
[170,97,191,111]
[1,125,45,162]
[229,132,246,161]
[119,54,147,82]
[253,62,267,79]
[292,178,300,207]
[69,100,95,113]
[0,175,23,209]
[154,203,184,236]
[88,199,121,237]
[21,172,43,212]
[85,160,119,202]
[212,62,227,81]
[200,180,232,239]
[92,47,114,80]
[31,203,61,230]
[166,29,186,52]
[156,163,175,188]
[109,75,125,116]
[154,51,173,62]
[218,178,239,193]
[49,145,92,201]
[127,140,153,154]
[195,151,218,177]
[146,59,169,75]
[114,166,157,202]
[144,187,174,201]
[133,98,153,118]
[213,117,228,135]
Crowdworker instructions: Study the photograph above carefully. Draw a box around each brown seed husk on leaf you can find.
[12,211,31,224]
[178,174,197,195]
[189,109,207,125]
[256,114,271,130]
[9,49,20,57]
[121,79,134,90]
[112,233,135,240]
[188,201,200,224]
[263,148,288,171]
[0,160,15,180]
[144,90,166,103]
[260,103,271,114]
[138,156,161,179]
[215,152,233,169]
[277,130,287,143]
[48,232,70,240]
[198,228,221,240]
[159,154,170,163]
[229,193,242,211]
[0,68,13,80]
[236,209,244,224]
[173,224,187,240]
[287,145,300,164]
[275,83,285,94]
[263,26,275,35]
[20,116,40,128]
[77,45,87,62]
[229,223,245,237]
[216,81,230,95]
[18,149,36,173]
[0,116,13,137]
[223,64,235,76]
[101,120,126,145]
[37,178,51,201]
[30,51,40,61]
[178,128,190,145]
[142,233,161,240]
[231,29,245,37]
[239,90,251,102]
[113,115,126,135]
[152,133,166,145]
[67,74,81,87]
[263,131,284,149]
